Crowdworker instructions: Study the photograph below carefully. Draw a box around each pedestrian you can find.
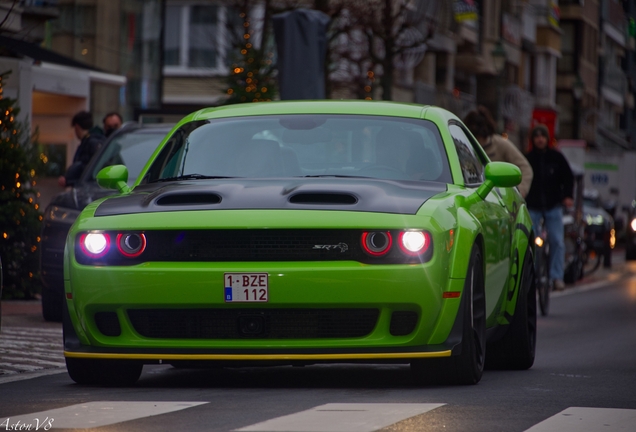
[102,112,123,138]
[58,111,106,187]
[463,105,533,198]
[525,124,574,291]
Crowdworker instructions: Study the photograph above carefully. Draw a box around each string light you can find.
[225,11,275,104]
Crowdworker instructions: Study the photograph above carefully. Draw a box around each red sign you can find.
[530,108,558,150]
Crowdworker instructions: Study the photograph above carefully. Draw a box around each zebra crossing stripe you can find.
[0,326,66,384]
[235,403,445,432]
[0,401,209,429]
[524,407,636,432]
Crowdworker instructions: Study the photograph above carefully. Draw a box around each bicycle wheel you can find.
[536,247,550,316]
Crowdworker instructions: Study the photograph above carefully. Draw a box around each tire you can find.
[486,248,537,370]
[626,245,636,261]
[536,246,550,316]
[41,286,63,322]
[411,244,485,385]
[603,239,612,268]
[564,254,584,284]
[66,357,143,386]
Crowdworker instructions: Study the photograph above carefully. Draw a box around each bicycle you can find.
[534,223,550,316]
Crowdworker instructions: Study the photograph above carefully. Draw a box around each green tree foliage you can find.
[0,72,44,299]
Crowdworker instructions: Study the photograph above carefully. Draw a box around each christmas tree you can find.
[225,6,277,104]
[0,71,43,299]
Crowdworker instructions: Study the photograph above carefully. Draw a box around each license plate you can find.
[224,273,268,302]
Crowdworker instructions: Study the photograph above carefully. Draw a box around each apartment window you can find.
[558,21,576,73]
[164,3,227,75]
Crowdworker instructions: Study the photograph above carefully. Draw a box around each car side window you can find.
[449,124,485,185]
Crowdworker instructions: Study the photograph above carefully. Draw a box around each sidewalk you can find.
[1,298,61,329]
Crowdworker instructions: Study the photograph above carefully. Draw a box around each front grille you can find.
[75,229,434,265]
[94,312,121,336]
[127,308,379,339]
[152,230,361,262]
[389,311,418,336]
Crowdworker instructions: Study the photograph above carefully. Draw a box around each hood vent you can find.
[289,193,357,205]
[156,193,222,206]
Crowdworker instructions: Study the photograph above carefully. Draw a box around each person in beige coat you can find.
[464,106,533,198]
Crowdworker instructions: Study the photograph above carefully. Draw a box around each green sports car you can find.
[63,101,536,386]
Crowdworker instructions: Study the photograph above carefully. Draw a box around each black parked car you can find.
[624,200,636,260]
[40,122,173,321]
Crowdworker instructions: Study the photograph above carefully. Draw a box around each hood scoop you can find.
[289,192,358,205]
[156,193,222,206]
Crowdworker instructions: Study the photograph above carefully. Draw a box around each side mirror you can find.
[96,165,131,194]
[467,162,521,204]
[484,161,522,188]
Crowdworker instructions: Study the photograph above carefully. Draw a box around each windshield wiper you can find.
[301,175,371,179]
[153,174,239,183]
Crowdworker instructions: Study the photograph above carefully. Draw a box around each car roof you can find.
[180,100,457,124]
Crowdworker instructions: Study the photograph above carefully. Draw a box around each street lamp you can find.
[572,74,584,139]
[491,39,507,132]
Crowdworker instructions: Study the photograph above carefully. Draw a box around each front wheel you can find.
[486,247,537,370]
[411,244,485,385]
[66,357,143,386]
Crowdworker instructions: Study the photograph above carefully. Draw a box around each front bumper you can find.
[64,260,463,361]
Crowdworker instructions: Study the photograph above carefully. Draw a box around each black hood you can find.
[94,178,447,216]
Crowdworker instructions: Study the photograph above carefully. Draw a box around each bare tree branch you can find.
[0,0,19,32]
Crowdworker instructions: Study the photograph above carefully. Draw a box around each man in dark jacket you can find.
[526,124,574,291]
[58,111,106,187]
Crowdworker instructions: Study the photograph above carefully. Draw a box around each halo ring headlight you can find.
[398,231,430,256]
[361,231,393,256]
[80,233,111,258]
[116,233,147,258]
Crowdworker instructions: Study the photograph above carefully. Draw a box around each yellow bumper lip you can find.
[64,350,452,361]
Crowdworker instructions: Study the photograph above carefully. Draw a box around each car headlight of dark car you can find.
[44,205,81,224]
[585,214,605,226]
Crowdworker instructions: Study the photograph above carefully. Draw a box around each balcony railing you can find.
[601,62,628,95]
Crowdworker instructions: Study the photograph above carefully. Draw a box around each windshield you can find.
[86,129,168,185]
[141,115,451,184]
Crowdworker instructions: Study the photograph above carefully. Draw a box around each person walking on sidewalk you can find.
[464,105,533,198]
[525,124,574,291]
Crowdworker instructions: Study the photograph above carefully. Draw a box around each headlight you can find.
[631,218,636,232]
[44,206,81,223]
[535,236,544,248]
[585,215,605,225]
[398,231,431,255]
[116,233,147,258]
[79,233,110,258]
[361,231,392,256]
